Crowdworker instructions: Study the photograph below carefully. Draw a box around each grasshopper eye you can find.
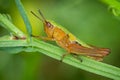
[46,22,53,28]
[47,22,51,27]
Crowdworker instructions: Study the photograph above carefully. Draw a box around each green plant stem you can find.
[33,38,120,80]
[0,38,120,80]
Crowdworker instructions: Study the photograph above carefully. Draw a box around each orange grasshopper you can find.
[31,9,110,61]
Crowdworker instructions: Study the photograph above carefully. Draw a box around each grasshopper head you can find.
[31,10,55,37]
[44,21,55,37]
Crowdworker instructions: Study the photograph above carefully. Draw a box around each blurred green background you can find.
[0,0,120,80]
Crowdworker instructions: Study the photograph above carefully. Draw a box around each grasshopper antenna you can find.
[38,9,46,21]
[31,11,44,22]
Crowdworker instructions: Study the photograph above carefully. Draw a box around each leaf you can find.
[101,0,120,17]
[0,47,37,54]
[0,14,25,38]
[0,47,25,54]
[0,39,29,47]
[15,0,32,41]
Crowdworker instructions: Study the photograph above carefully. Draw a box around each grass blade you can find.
[0,37,120,79]
[0,14,25,38]
[32,38,120,80]
[15,0,32,41]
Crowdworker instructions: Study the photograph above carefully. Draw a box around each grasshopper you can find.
[31,9,110,61]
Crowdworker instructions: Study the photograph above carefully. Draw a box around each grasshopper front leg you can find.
[32,35,55,41]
